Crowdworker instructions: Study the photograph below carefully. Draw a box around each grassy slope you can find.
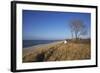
[23,40,91,62]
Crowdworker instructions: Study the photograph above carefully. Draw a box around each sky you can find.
[23,10,91,40]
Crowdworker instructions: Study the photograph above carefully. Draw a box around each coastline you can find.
[23,40,64,55]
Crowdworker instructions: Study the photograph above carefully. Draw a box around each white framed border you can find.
[11,1,97,72]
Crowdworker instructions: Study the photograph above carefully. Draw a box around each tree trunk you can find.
[75,32,78,40]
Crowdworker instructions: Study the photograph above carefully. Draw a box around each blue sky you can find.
[23,10,91,40]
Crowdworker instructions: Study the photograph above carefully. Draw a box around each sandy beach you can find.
[23,41,64,56]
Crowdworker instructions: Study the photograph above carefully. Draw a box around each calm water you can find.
[23,40,58,48]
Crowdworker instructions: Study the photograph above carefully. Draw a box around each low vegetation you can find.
[23,39,91,62]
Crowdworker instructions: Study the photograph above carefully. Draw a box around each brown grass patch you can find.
[23,40,91,62]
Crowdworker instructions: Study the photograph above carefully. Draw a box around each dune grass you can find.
[23,40,91,63]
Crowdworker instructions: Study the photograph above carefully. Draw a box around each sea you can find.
[23,40,59,48]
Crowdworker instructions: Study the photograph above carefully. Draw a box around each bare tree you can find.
[69,20,87,40]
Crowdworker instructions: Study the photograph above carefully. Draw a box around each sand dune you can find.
[23,40,90,63]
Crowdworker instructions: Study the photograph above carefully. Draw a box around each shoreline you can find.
[23,40,64,55]
[23,40,64,49]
